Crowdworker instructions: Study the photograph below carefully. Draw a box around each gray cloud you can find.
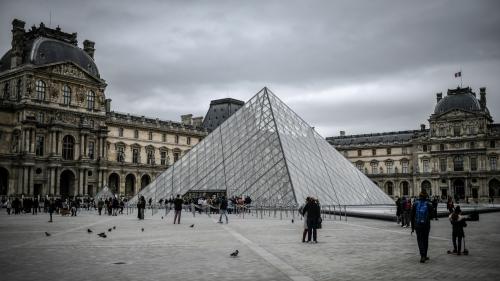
[1,0,499,137]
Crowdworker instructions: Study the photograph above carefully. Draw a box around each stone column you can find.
[30,128,35,153]
[23,129,29,153]
[22,167,28,195]
[56,132,61,155]
[78,169,84,196]
[55,168,60,196]
[84,135,88,157]
[83,169,88,195]
[27,167,33,195]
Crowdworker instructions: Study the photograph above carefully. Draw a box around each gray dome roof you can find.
[0,37,99,78]
[434,91,481,115]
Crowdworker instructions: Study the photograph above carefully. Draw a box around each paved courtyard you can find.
[1,208,499,281]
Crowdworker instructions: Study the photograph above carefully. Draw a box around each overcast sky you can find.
[1,0,499,137]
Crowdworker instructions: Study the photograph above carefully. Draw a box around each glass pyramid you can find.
[130,88,393,207]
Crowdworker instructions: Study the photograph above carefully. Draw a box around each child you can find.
[448,206,467,255]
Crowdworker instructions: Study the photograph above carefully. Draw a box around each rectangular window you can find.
[470,157,477,171]
[386,162,393,174]
[402,162,408,174]
[386,148,391,155]
[357,150,362,156]
[491,141,496,148]
[371,163,378,174]
[490,157,497,171]
[118,128,123,137]
[117,146,124,162]
[174,152,179,162]
[470,142,475,149]
[440,158,447,172]
[147,150,155,165]
[423,144,428,152]
[132,148,139,164]
[454,156,464,171]
[175,135,179,144]
[187,137,191,145]
[440,144,445,151]
[454,126,460,136]
[88,141,95,159]
[356,162,363,171]
[423,159,429,173]
[134,130,139,139]
[162,133,166,142]
[161,151,167,165]
[37,112,44,123]
[35,135,44,156]
[402,147,408,155]
[148,131,153,140]
[372,149,376,156]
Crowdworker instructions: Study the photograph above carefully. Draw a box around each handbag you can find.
[317,216,322,229]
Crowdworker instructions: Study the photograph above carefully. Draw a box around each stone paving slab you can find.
[1,209,499,281]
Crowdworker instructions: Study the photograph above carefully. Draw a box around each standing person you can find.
[33,198,39,215]
[6,198,12,215]
[448,206,467,255]
[432,197,439,220]
[299,197,309,243]
[303,197,321,243]
[395,197,402,225]
[48,199,55,223]
[218,196,228,224]
[447,197,454,214]
[411,191,434,263]
[402,197,411,228]
[97,198,104,215]
[173,194,183,224]
[138,196,146,220]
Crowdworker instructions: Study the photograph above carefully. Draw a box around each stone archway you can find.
[108,173,120,194]
[453,179,465,200]
[400,181,409,196]
[421,180,431,195]
[384,181,394,196]
[60,170,76,198]
[125,174,136,196]
[141,174,151,190]
[489,178,500,197]
[0,167,9,195]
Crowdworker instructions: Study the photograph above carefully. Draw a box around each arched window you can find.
[36,80,46,101]
[62,135,75,160]
[63,85,71,105]
[87,90,95,110]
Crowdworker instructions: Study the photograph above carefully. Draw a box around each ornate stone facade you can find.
[327,87,500,202]
[0,20,207,198]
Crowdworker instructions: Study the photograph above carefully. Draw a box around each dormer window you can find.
[35,80,46,101]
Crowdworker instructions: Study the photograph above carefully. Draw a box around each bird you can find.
[141,228,144,232]
[190,224,194,228]
[230,250,239,257]
[161,216,164,220]
[113,226,116,230]
[87,229,93,233]
[291,219,294,223]
[108,228,112,232]
[97,232,107,238]
[45,232,51,237]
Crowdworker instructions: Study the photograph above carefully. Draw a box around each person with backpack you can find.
[411,190,434,263]
[448,206,467,255]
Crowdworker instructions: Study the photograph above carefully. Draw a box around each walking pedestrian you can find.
[6,198,11,215]
[448,206,467,255]
[299,197,309,243]
[218,196,228,224]
[173,195,183,224]
[432,196,439,220]
[138,196,146,220]
[48,199,55,222]
[97,198,104,215]
[411,191,434,263]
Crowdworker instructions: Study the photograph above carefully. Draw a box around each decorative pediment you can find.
[38,62,102,83]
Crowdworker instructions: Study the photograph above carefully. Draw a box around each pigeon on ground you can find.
[190,224,194,228]
[141,228,144,232]
[97,232,107,238]
[230,250,239,257]
[161,216,164,219]
[108,228,112,232]
[291,219,294,223]
[87,229,93,233]
[45,232,51,237]
[113,226,116,230]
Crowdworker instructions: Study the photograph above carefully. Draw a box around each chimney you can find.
[340,130,346,137]
[479,87,486,110]
[83,40,95,59]
[192,117,203,127]
[436,92,442,103]
[11,19,26,68]
[105,99,112,113]
[420,124,426,131]
[181,114,193,125]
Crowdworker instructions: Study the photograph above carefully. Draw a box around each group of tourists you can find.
[396,191,471,263]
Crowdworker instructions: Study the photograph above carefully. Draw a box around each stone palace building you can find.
[0,20,207,198]
[328,87,500,201]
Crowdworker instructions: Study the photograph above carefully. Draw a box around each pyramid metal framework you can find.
[131,88,393,207]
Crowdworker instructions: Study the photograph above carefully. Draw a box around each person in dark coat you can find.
[48,199,55,222]
[411,191,434,263]
[303,197,321,243]
[138,196,146,220]
[449,206,467,255]
[173,194,184,224]
[395,197,402,224]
